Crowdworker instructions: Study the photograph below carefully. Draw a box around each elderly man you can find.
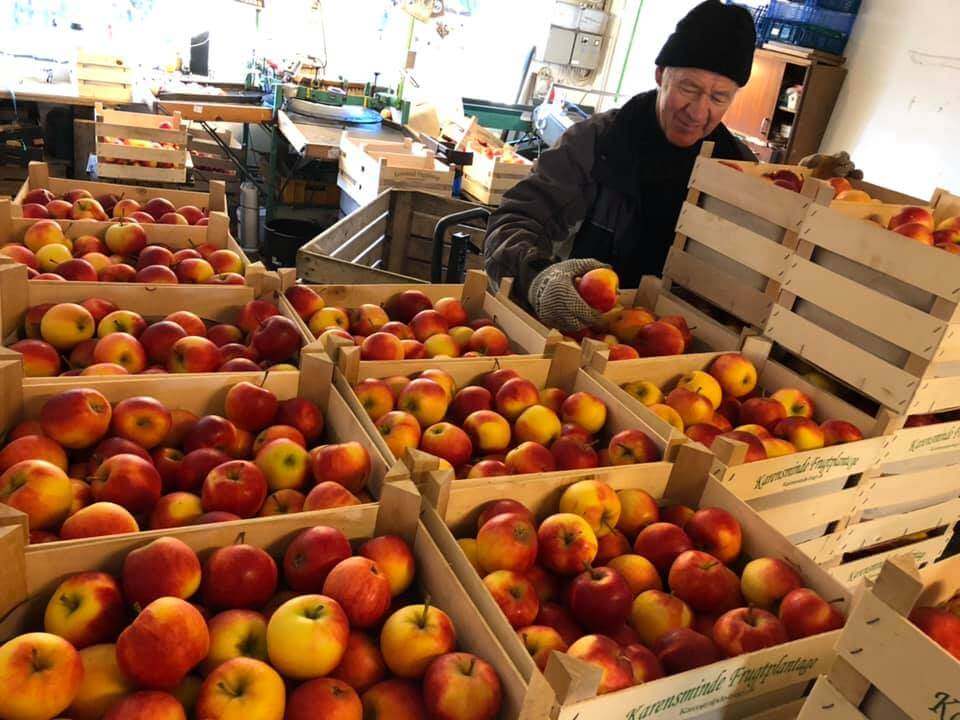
[484,0,757,333]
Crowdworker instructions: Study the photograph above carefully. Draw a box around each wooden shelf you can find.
[777,105,797,114]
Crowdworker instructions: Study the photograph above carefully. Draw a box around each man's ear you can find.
[655,66,664,87]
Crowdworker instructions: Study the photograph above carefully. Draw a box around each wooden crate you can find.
[0,353,394,546]
[338,133,455,206]
[76,51,133,103]
[0,480,547,720]
[0,198,256,279]
[0,268,318,382]
[12,161,227,216]
[661,149,835,330]
[495,274,747,368]
[419,444,852,720]
[296,189,486,283]
[797,555,960,720]
[764,187,960,416]
[281,268,563,359]
[441,115,533,206]
[95,104,190,184]
[187,127,241,198]
[337,341,681,489]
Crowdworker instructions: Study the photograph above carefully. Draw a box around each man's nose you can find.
[687,94,710,122]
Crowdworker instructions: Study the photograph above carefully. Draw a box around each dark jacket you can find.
[484,90,755,298]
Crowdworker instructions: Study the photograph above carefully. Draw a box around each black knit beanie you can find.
[655,1,757,86]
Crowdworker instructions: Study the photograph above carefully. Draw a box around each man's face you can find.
[655,67,739,147]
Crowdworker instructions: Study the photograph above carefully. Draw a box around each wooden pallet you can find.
[0,271,316,380]
[279,268,562,359]
[661,148,835,330]
[296,189,486,283]
[11,161,227,216]
[338,133,454,206]
[336,342,681,487]
[418,444,852,720]
[0,479,545,720]
[95,103,190,184]
[797,555,960,720]
[764,188,960,415]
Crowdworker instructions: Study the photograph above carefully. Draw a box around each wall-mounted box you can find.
[544,26,577,65]
[571,31,603,70]
[579,8,608,34]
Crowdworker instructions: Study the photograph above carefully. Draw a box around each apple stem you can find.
[467,656,476,675]
[259,369,270,388]
[419,596,432,629]
[234,531,246,545]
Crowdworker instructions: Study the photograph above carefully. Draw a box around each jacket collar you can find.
[594,89,743,195]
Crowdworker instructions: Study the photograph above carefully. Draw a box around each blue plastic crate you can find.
[814,0,860,11]
[767,1,857,34]
[766,18,849,54]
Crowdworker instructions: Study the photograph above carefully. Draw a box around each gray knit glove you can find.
[800,151,864,180]
[528,259,610,334]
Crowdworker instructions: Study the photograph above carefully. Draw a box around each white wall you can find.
[821,0,960,199]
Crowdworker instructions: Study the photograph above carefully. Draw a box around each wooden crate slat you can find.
[801,205,960,302]
[859,465,960,514]
[797,677,869,719]
[663,246,774,327]
[765,306,919,413]
[410,210,485,244]
[781,255,948,361]
[879,420,960,465]
[676,201,794,280]
[97,163,188,183]
[829,497,960,558]
[836,581,960,718]
[96,142,187,165]
[689,156,814,230]
[329,214,389,262]
[757,486,861,540]
[828,535,950,587]
[95,121,187,145]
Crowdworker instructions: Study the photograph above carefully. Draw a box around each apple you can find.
[577,268,620,312]
[476,512,538,574]
[514,404,562,446]
[560,391,607,434]
[384,290,433,323]
[149,491,203,529]
[202,543,278,610]
[311,441,371,494]
[394,378,447,428]
[143,198,176,220]
[46,199,73,218]
[632,321,685,357]
[713,607,788,657]
[276,398,324,443]
[283,525,351,593]
[607,554,662,595]
[889,206,935,231]
[614,489,659,538]
[209,249,243,275]
[91,453,162,514]
[0,632,84,720]
[422,652,502,720]
[708,354,758,398]
[266,594,350,678]
[171,447,228,493]
[201,460,268,518]
[346,304,389,337]
[60,501,139,539]
[558,479,621,538]
[740,557,804,609]
[110,396,172,449]
[0,243,39,268]
[43,571,125,648]
[629,589,694,647]
[116,596,209,689]
[39,302,95,351]
[419,422,472,468]
[685,507,742,564]
[167,336,221,373]
[550,436,599,470]
[771,388,814,418]
[537,513,598,575]
[71,198,109,221]
[104,221,148,256]
[622,381,663,407]
[309,307,350,335]
[536,602,584,646]
[251,316,301,362]
[505,441,556,474]
[195,657,284,720]
[668,550,743,613]
[779,588,845,640]
[483,569,540,629]
[122,536,201,609]
[654,628,718,674]
[9,339,60,377]
[633,522,693,573]
[566,635,634,695]
[360,678,427,719]
[569,566,633,633]
[304,482,361,511]
[68,643,136,720]
[718,430,768,462]
[21,203,50,218]
[464,325,509,356]
[773,416,826,450]
[0,435,67,474]
[0,458,71,530]
[821,419,864,445]
[323,557,392,629]
[608,429,659,465]
[23,219,69,253]
[23,188,56,205]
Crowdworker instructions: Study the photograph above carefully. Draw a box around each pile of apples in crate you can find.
[0,529,504,720]
[461,479,845,692]
[100,131,181,169]
[863,206,960,254]
[355,366,658,478]
[12,298,301,377]
[0,381,371,543]
[285,285,512,359]
[558,268,694,359]
[1,219,244,287]
[20,187,205,225]
[621,352,864,461]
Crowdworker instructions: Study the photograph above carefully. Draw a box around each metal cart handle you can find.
[431,207,492,283]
